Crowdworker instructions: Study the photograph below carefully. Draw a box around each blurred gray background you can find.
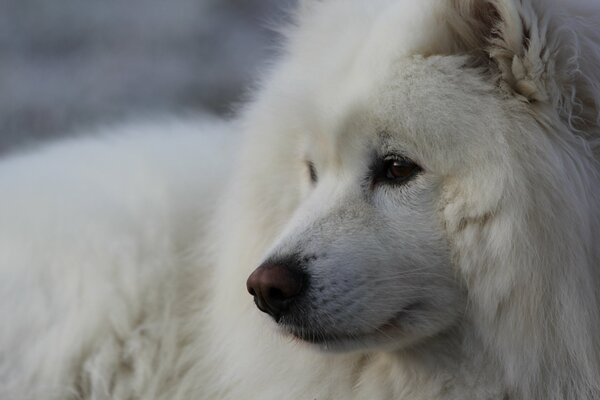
[0,0,294,154]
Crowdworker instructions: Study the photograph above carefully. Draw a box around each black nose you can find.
[246,261,306,321]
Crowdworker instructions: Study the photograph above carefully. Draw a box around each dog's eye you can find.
[307,161,318,184]
[374,158,421,185]
[386,160,418,180]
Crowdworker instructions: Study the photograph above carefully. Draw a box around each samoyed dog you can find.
[2,0,600,399]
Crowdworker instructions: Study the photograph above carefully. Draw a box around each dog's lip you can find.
[287,320,397,344]
[283,301,423,345]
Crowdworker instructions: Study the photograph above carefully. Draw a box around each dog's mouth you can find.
[280,302,424,351]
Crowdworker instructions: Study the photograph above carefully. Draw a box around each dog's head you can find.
[246,55,485,351]
[235,0,600,396]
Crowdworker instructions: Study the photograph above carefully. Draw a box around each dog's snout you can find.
[246,261,305,321]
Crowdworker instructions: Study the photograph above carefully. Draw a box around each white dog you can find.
[1,0,600,399]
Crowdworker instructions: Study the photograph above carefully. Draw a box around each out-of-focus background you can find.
[0,0,294,154]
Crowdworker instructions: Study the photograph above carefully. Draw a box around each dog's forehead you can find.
[371,58,503,146]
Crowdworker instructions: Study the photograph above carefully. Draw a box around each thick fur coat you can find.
[1,1,600,399]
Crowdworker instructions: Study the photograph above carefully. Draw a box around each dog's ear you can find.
[448,0,531,96]
[448,0,600,137]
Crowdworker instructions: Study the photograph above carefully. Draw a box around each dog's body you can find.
[2,1,600,399]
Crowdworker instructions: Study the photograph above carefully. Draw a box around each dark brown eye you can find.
[374,158,421,185]
[386,160,418,180]
[307,161,318,183]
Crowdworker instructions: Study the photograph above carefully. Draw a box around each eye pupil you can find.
[386,161,415,180]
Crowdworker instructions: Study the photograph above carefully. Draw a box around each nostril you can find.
[268,287,286,302]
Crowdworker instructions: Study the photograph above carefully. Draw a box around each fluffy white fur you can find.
[2,1,600,399]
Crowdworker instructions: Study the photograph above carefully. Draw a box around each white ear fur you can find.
[448,0,600,142]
